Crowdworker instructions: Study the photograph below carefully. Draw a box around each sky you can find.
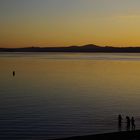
[1,0,140,48]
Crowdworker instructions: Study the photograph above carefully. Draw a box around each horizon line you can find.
[1,44,140,49]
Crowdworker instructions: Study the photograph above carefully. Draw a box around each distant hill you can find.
[1,44,140,52]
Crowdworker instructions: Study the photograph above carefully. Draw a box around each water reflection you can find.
[0,53,140,139]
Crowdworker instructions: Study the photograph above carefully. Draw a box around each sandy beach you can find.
[54,130,140,140]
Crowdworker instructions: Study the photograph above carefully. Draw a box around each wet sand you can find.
[53,130,140,140]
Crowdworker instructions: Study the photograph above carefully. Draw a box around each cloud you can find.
[117,14,140,19]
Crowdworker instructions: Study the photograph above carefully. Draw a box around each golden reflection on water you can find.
[1,56,140,96]
[1,53,140,138]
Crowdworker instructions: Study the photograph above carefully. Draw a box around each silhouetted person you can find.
[131,117,135,131]
[118,114,123,131]
[126,116,131,131]
[13,71,15,76]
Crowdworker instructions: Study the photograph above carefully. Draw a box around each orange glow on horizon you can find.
[1,0,140,48]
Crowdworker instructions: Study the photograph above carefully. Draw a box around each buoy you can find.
[13,71,15,76]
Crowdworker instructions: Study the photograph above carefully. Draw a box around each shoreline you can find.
[53,130,140,140]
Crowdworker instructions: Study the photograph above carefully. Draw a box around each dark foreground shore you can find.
[53,130,140,140]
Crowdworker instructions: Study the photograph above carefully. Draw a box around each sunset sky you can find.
[1,0,140,48]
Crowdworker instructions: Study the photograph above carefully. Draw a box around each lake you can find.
[0,53,140,139]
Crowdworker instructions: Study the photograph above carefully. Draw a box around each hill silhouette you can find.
[1,44,140,52]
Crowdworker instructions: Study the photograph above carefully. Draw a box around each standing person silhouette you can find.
[131,117,135,131]
[126,116,131,131]
[118,114,123,131]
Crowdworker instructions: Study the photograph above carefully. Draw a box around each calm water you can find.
[0,53,140,139]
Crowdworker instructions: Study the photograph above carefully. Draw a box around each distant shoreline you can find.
[2,44,140,53]
[53,130,140,140]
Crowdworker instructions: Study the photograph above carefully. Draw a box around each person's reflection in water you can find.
[118,114,123,131]
[126,116,131,131]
